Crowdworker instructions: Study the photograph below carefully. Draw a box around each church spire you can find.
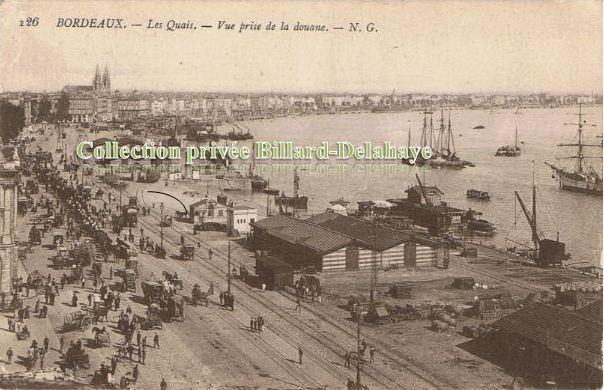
[103,64,110,90]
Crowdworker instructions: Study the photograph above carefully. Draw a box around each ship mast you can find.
[557,103,600,173]
[420,109,427,148]
[447,111,456,155]
[293,167,299,198]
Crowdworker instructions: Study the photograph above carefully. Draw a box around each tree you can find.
[56,92,70,121]
[37,96,52,123]
[0,101,25,141]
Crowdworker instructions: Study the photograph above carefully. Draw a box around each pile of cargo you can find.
[554,281,602,309]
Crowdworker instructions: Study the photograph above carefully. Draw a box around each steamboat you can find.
[275,167,308,209]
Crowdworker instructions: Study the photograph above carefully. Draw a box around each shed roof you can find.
[306,212,411,251]
[252,214,351,255]
[493,303,603,370]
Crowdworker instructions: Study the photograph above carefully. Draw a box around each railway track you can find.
[129,195,406,389]
[119,184,452,389]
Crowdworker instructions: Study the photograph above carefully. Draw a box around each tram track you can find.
[129,197,404,389]
[117,184,451,389]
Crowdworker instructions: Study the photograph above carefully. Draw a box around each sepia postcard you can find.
[0,0,602,389]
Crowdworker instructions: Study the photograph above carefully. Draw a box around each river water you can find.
[217,107,602,267]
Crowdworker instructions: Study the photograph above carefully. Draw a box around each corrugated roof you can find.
[576,300,603,324]
[493,303,602,370]
[252,214,351,254]
[306,212,410,251]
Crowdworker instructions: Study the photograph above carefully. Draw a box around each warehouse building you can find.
[251,212,440,272]
[478,302,602,388]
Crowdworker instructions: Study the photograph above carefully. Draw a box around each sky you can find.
[0,0,602,94]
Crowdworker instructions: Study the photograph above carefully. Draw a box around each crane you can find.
[514,186,546,261]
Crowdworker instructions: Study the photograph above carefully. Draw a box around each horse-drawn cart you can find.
[180,244,194,261]
[163,271,183,290]
[91,327,111,347]
[142,303,162,329]
[191,284,210,306]
[63,311,93,332]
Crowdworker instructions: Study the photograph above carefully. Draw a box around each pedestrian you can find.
[43,336,49,352]
[6,347,13,364]
[344,352,349,368]
[369,346,375,363]
[295,298,301,311]
[219,291,224,306]
[298,346,303,364]
[72,291,78,307]
[39,348,45,369]
[133,364,139,383]
[153,333,160,349]
[111,355,117,375]
[160,378,168,390]
[7,317,13,332]
[81,277,86,289]
[115,293,121,310]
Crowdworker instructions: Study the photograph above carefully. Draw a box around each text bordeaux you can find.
[56,18,125,28]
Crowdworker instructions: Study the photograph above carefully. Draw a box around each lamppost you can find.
[159,202,164,251]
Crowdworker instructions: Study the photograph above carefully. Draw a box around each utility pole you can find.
[355,306,366,390]
[160,202,164,251]
[227,239,232,294]
[369,217,378,303]
[356,309,361,388]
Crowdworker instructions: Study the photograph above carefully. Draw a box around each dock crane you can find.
[415,173,448,235]
[514,185,567,267]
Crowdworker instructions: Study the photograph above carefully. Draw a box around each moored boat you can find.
[545,104,602,195]
[466,189,490,200]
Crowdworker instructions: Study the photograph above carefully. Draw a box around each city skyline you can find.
[0,0,602,95]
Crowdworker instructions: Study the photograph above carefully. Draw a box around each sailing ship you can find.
[495,106,521,157]
[275,167,308,209]
[545,104,602,195]
[423,108,473,168]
